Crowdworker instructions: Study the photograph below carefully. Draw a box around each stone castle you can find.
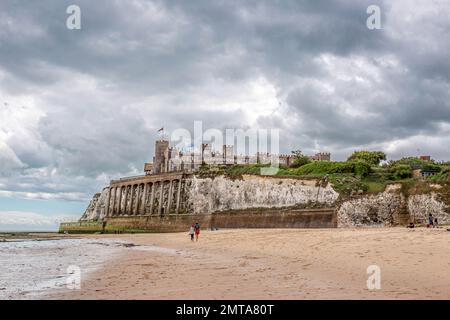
[83,139,332,220]
[146,139,331,174]
[59,139,449,233]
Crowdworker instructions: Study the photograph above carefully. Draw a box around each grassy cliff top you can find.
[194,161,450,199]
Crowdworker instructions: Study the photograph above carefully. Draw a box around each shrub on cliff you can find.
[347,151,386,166]
[389,157,441,171]
[225,164,270,178]
[353,161,372,178]
[293,161,349,175]
[289,160,372,178]
[421,163,442,173]
[427,171,449,183]
[389,164,412,180]
[290,150,311,168]
[389,157,424,168]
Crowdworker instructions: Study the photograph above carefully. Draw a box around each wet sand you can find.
[0,237,129,299]
[52,228,449,300]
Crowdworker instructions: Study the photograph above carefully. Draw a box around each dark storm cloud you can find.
[1,0,450,200]
[0,0,385,91]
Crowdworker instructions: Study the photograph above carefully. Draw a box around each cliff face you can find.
[337,185,407,227]
[186,175,339,215]
[337,184,450,227]
[80,187,109,221]
[78,176,450,227]
[408,192,450,225]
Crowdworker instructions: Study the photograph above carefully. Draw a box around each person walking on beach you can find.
[428,213,434,227]
[194,222,200,242]
[189,225,195,241]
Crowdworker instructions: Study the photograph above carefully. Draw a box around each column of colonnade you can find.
[105,178,184,217]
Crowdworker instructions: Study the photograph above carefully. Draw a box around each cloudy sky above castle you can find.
[1,0,450,229]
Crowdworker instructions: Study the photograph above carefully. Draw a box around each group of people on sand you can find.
[428,213,439,228]
[188,222,201,241]
[408,213,440,229]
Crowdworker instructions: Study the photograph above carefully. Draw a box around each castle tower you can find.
[153,139,169,174]
[201,143,212,164]
[223,145,234,165]
[311,152,331,161]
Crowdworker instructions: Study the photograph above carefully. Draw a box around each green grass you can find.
[194,162,450,199]
[427,171,449,183]
[327,174,367,196]
[225,164,269,178]
[364,181,388,193]
[290,161,355,175]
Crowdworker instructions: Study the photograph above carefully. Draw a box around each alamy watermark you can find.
[65,5,382,32]
[366,264,381,290]
[366,5,382,30]
[66,265,81,290]
[168,121,280,175]
[66,5,81,30]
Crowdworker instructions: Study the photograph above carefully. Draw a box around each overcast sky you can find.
[1,0,450,230]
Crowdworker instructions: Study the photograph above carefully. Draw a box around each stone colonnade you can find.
[104,173,186,217]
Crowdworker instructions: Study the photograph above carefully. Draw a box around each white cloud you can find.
[0,211,79,231]
[0,141,25,174]
[0,0,449,205]
[0,190,89,201]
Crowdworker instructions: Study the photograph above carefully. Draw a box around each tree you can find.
[390,157,424,168]
[390,164,412,180]
[353,161,372,177]
[347,151,386,166]
[390,157,439,169]
[290,150,311,168]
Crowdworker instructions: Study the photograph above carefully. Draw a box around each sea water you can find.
[0,238,128,299]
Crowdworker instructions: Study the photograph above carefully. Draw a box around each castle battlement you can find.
[147,139,330,175]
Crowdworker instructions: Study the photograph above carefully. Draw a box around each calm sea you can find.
[0,238,128,299]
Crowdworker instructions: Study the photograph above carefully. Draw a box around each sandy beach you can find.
[44,227,450,300]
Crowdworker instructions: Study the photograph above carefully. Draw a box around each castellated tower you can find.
[311,152,331,161]
[223,145,234,165]
[153,139,169,174]
[201,143,212,164]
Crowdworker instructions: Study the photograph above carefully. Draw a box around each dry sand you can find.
[53,228,449,300]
